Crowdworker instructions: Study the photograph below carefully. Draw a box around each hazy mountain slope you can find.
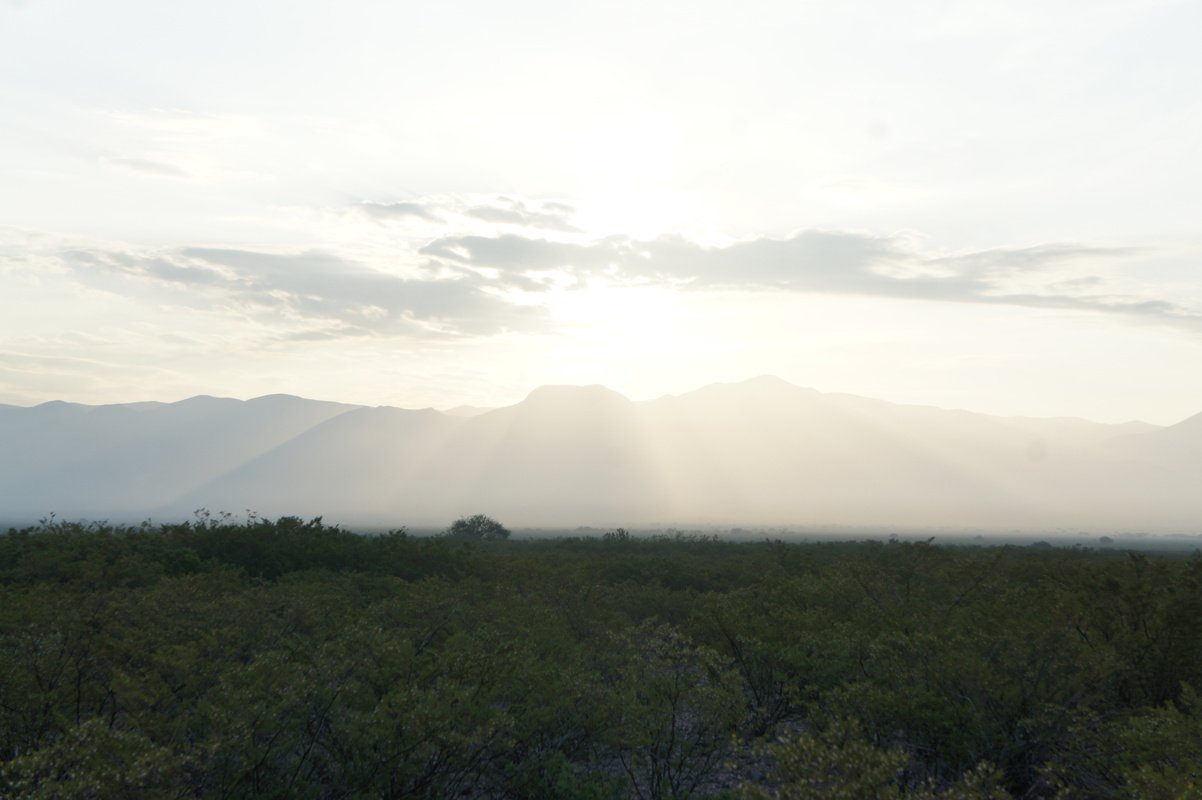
[637,377,1169,528]
[1103,412,1202,514]
[1111,411,1202,469]
[170,406,467,522]
[175,386,669,525]
[0,394,359,518]
[434,385,669,522]
[3,378,1197,530]
[168,378,1189,528]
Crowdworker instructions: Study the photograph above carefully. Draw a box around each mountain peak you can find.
[33,399,85,409]
[246,393,356,409]
[174,394,237,405]
[739,375,806,390]
[521,384,630,406]
[249,393,307,403]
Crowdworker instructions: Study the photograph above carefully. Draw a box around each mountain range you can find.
[2,376,1199,531]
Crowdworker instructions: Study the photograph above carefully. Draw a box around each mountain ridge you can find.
[1,376,1185,427]
[2,377,1197,531]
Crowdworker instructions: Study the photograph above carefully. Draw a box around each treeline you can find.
[0,516,1200,798]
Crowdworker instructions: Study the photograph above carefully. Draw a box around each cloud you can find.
[358,201,443,223]
[13,220,1198,353]
[465,197,579,232]
[62,249,228,286]
[54,245,543,339]
[421,234,610,272]
[356,195,578,231]
[420,229,1201,325]
[929,243,1144,277]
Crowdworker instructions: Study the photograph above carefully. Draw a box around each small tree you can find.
[603,527,632,543]
[446,514,510,540]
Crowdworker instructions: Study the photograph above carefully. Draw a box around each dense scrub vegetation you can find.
[0,515,1199,798]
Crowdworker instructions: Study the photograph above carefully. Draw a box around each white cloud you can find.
[421,229,1198,326]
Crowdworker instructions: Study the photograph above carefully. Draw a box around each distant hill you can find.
[0,394,359,520]
[2,378,1199,530]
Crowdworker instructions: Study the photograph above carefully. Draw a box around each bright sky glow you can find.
[3,0,1202,423]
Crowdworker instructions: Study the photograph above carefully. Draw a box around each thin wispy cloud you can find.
[421,230,1196,325]
[42,243,545,340]
[5,219,1198,356]
[465,197,579,232]
[358,201,443,223]
[355,195,578,232]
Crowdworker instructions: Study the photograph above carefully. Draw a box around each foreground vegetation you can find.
[1,515,1199,799]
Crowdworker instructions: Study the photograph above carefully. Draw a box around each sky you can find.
[2,0,1201,424]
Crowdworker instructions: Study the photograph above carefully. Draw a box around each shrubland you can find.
[0,515,1199,798]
